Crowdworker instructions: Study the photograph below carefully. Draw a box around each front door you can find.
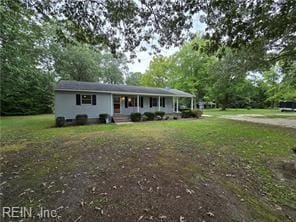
[113,96,120,113]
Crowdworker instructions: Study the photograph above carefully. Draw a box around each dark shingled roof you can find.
[55,80,194,97]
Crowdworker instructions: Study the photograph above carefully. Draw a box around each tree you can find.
[198,1,296,64]
[99,53,125,84]
[169,37,216,102]
[210,49,250,110]
[126,72,142,86]
[26,0,192,55]
[140,56,171,88]
[54,44,103,81]
[24,0,295,64]
[54,44,125,83]
[1,0,54,115]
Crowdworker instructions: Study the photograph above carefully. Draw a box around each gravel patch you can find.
[222,115,296,129]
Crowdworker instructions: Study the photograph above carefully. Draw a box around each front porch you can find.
[111,94,194,116]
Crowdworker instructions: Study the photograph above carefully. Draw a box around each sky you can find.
[127,13,206,73]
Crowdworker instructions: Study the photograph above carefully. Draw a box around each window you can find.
[152,97,158,107]
[81,95,92,104]
[127,96,137,107]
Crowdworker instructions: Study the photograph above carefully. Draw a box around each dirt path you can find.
[222,114,296,128]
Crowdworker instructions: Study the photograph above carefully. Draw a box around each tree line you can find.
[127,37,295,110]
[1,0,295,115]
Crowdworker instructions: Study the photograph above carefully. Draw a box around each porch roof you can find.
[55,80,194,97]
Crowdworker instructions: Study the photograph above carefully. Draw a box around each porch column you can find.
[176,97,179,113]
[137,95,140,112]
[191,97,194,110]
[173,97,175,112]
[110,94,113,116]
[158,96,160,111]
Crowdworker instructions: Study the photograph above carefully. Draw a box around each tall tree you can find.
[209,48,250,110]
[169,37,216,102]
[24,0,295,64]
[54,44,125,83]
[0,0,54,115]
[140,56,171,88]
[54,44,103,82]
[126,72,142,86]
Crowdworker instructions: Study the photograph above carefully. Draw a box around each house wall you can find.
[55,91,112,119]
[118,96,174,114]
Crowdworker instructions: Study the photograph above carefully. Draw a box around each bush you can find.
[76,114,88,125]
[142,115,149,121]
[181,110,191,118]
[143,112,155,121]
[191,109,203,118]
[173,116,178,120]
[99,113,110,123]
[164,116,170,120]
[56,117,65,127]
[181,109,203,118]
[155,115,162,120]
[130,112,141,122]
[155,111,165,119]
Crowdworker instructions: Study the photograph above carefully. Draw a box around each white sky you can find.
[127,14,206,73]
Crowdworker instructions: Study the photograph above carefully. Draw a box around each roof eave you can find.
[54,88,195,97]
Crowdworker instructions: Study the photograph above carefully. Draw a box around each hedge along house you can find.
[54,80,195,123]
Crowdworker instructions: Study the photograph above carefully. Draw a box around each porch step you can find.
[113,114,130,123]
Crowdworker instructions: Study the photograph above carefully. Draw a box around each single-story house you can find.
[54,80,195,122]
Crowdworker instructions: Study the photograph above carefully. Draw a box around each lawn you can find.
[0,110,295,221]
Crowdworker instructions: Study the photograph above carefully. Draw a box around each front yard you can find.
[0,110,295,221]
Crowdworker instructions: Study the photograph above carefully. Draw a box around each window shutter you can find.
[76,94,81,105]
[140,97,144,108]
[150,97,152,108]
[92,95,96,105]
[163,98,165,107]
[125,96,128,108]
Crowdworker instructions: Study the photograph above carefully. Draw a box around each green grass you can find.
[203,108,282,117]
[1,110,295,221]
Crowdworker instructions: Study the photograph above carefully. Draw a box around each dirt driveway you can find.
[222,114,296,129]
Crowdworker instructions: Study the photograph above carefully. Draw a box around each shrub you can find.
[56,117,65,127]
[76,114,88,125]
[164,116,170,120]
[143,112,155,121]
[181,110,191,118]
[99,113,110,123]
[191,109,203,118]
[130,112,141,122]
[142,115,149,121]
[155,111,165,119]
[173,116,178,120]
[155,115,162,120]
[181,109,203,118]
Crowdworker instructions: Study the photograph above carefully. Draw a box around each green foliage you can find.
[99,113,110,123]
[191,109,203,118]
[155,111,165,119]
[169,37,216,101]
[181,109,202,118]
[142,115,149,121]
[130,112,141,122]
[75,114,88,125]
[54,44,124,83]
[0,1,55,115]
[126,72,142,86]
[143,112,155,121]
[99,113,109,119]
[56,117,65,127]
[140,56,171,87]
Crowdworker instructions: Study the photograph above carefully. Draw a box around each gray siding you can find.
[55,91,112,119]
